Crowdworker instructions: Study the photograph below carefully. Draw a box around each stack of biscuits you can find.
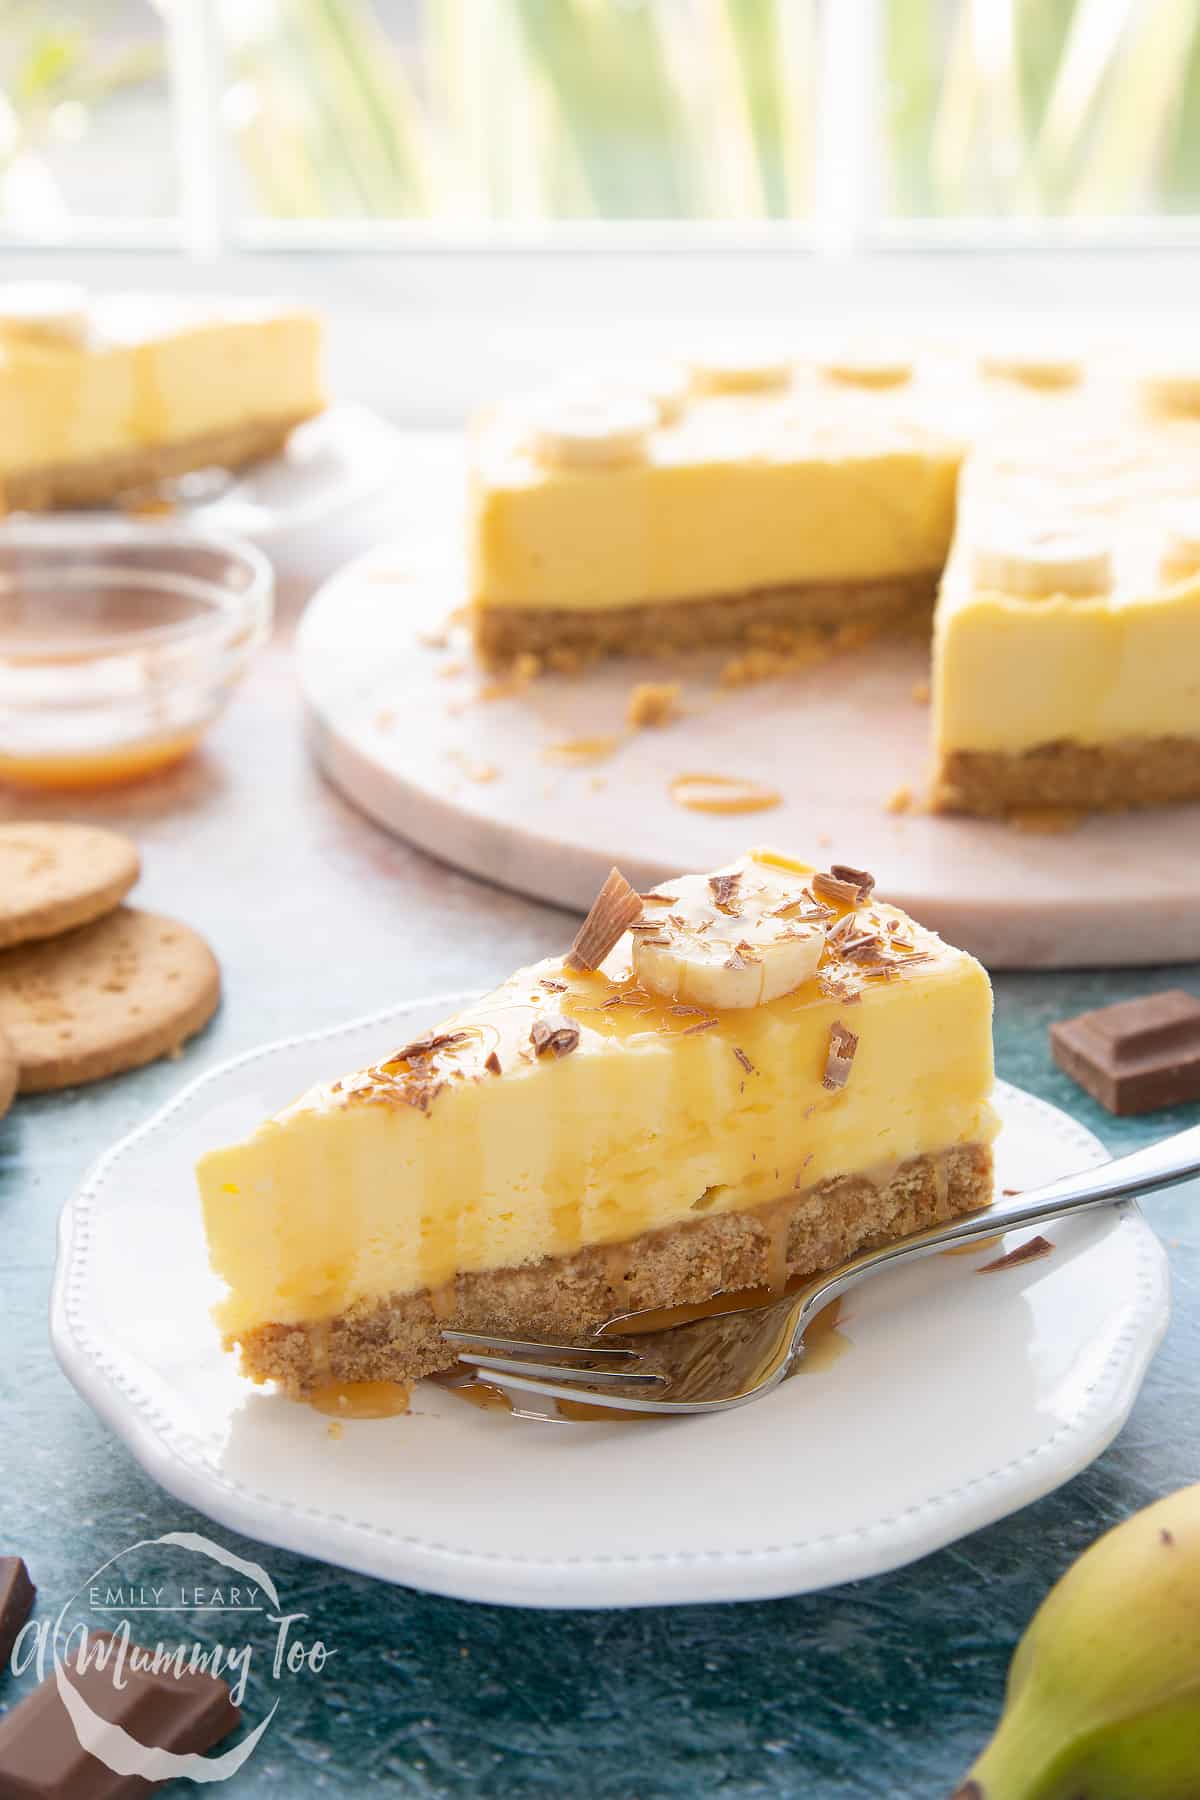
[0,823,220,1116]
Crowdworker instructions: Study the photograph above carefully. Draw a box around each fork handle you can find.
[797,1119,1200,1323]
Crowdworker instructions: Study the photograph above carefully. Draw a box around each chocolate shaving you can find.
[725,947,749,971]
[635,934,670,947]
[812,871,864,909]
[565,866,644,971]
[530,1015,581,1059]
[829,863,876,902]
[392,1030,469,1064]
[838,932,880,956]
[640,892,678,905]
[819,975,862,1004]
[822,1020,859,1091]
[980,1234,1054,1274]
[826,912,859,943]
[670,1004,708,1015]
[684,1017,720,1034]
[708,871,742,912]
[484,1050,502,1075]
[540,978,567,992]
[733,1047,755,1075]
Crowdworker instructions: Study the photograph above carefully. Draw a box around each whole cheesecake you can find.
[197,851,998,1400]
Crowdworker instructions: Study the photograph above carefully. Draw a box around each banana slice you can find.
[687,347,793,396]
[0,280,89,348]
[569,360,689,425]
[818,347,913,388]
[1140,366,1200,416]
[633,857,827,1011]
[529,390,657,470]
[979,346,1082,389]
[970,525,1113,599]
[1159,502,1200,583]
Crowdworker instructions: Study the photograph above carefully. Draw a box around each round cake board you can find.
[298,542,1200,971]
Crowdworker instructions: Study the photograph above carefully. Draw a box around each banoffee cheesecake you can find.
[933,421,1200,814]
[198,851,998,1399]
[470,351,962,664]
[0,280,323,512]
[468,344,1200,815]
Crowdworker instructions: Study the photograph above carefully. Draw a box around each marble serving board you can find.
[296,442,1200,972]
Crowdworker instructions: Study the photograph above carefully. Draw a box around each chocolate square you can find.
[1050,989,1200,1115]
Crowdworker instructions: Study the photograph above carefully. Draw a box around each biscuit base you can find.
[0,409,320,513]
[934,737,1200,815]
[472,570,940,664]
[235,1143,993,1397]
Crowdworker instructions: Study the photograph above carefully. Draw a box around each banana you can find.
[818,347,913,388]
[1140,366,1200,416]
[957,1484,1200,1800]
[632,854,827,1010]
[0,280,89,348]
[970,526,1113,599]
[687,346,793,395]
[1160,503,1200,583]
[529,389,657,470]
[569,360,689,425]
[978,345,1083,389]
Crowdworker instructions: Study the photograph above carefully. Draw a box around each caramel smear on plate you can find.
[543,735,623,766]
[669,773,782,815]
[309,1380,412,1420]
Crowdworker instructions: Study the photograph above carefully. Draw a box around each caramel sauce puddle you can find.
[669,772,782,815]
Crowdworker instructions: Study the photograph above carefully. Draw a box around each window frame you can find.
[5,0,1200,261]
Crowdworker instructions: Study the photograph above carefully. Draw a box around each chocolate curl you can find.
[565,867,644,971]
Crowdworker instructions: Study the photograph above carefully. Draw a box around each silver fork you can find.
[443,1122,1200,1416]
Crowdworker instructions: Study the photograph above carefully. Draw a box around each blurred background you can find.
[1,1,1197,413]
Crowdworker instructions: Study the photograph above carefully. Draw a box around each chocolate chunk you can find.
[0,1630,240,1795]
[1050,990,1200,1115]
[0,1557,34,1674]
[530,1016,580,1059]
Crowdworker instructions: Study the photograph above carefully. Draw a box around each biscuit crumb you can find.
[626,681,682,728]
[886,785,913,814]
[327,1421,344,1440]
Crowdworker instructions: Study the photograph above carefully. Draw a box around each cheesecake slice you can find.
[0,282,323,512]
[198,851,998,1399]
[469,356,962,664]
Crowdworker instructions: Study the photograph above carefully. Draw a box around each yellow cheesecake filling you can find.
[470,388,962,610]
[934,427,1200,755]
[199,856,997,1341]
[0,298,323,477]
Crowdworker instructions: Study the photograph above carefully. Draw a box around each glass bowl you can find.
[0,519,273,789]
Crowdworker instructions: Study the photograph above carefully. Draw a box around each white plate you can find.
[174,404,408,545]
[52,995,1169,1610]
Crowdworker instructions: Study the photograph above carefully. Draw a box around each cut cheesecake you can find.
[469,342,1200,816]
[198,851,998,1398]
[469,356,963,663]
[0,282,324,512]
[932,418,1200,814]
